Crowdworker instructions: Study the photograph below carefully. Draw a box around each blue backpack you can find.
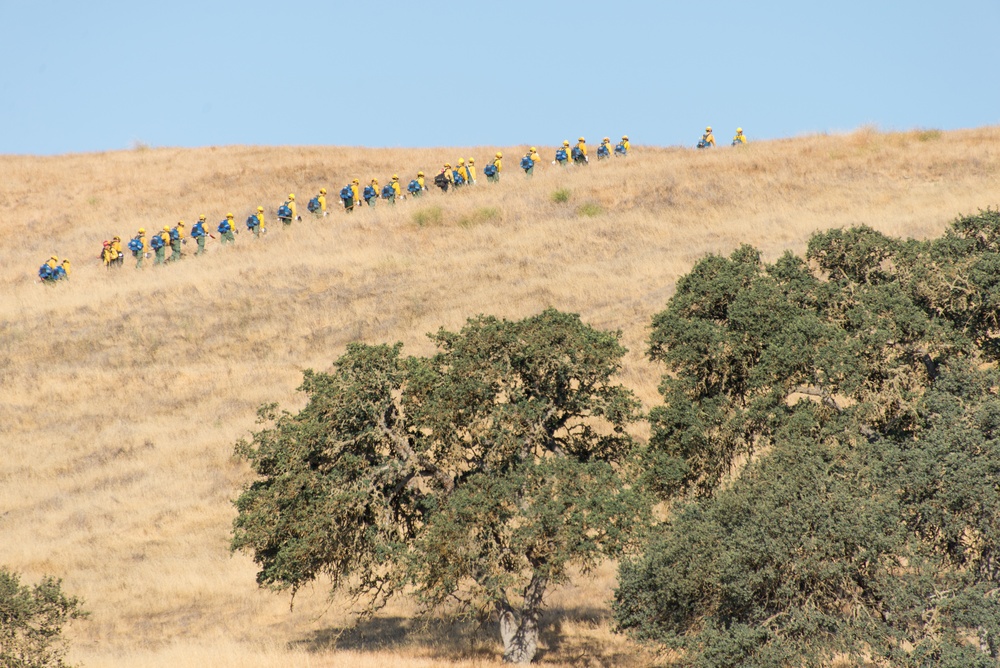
[277,204,292,219]
[615,142,627,156]
[571,146,584,161]
[218,219,232,234]
[191,222,205,237]
[128,237,143,252]
[53,266,67,280]
[483,163,497,176]
[453,170,465,185]
[246,215,258,230]
[363,185,377,201]
[520,155,533,170]
[407,180,421,194]
[597,144,610,158]
[39,263,53,280]
[169,228,180,241]
[307,197,321,213]
[340,185,353,200]
[381,184,394,199]
[150,234,164,250]
[555,148,568,162]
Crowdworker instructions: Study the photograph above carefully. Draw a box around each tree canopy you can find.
[232,308,648,663]
[615,212,1000,666]
[0,567,86,668]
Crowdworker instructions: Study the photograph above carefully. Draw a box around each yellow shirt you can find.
[61,261,71,276]
[159,231,170,246]
[174,226,185,240]
[530,151,540,164]
[351,184,360,201]
[318,195,326,212]
[493,157,502,173]
[138,234,148,252]
[256,212,265,230]
[288,201,297,218]
[733,133,746,145]
[622,139,630,152]
[576,142,587,156]
[391,181,401,196]
[417,176,425,189]
[703,133,715,146]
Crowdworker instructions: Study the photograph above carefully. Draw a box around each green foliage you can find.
[620,215,1000,665]
[0,567,86,668]
[233,309,648,663]
[458,207,502,228]
[551,189,571,204]
[576,203,603,218]
[916,129,942,142]
[412,206,444,227]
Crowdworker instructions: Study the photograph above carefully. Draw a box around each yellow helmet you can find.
[288,193,295,200]
[50,255,58,261]
[138,228,145,234]
[736,127,743,133]
[458,158,465,164]
[352,178,359,184]
[163,225,170,232]
[496,151,502,158]
[603,137,610,142]
[226,212,233,218]
[445,162,451,168]
[578,137,585,142]
[622,135,628,140]
[113,235,120,241]
[199,214,206,220]
[706,126,712,132]
[468,157,474,163]
[177,221,185,227]
[563,140,569,146]
[392,174,398,180]
[417,171,425,177]
[530,147,536,152]
[320,188,327,194]
[256,206,264,212]
[371,178,378,184]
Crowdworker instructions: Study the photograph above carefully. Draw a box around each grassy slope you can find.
[1,127,998,667]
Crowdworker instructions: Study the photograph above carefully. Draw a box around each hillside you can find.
[2,127,999,667]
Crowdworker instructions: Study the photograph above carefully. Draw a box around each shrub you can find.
[412,206,444,227]
[576,203,603,218]
[551,189,571,204]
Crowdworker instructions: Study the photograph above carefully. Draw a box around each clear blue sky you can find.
[3,0,998,155]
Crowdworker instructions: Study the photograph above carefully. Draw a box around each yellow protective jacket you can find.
[174,225,185,240]
[530,151,541,164]
[351,184,360,201]
[317,195,326,212]
[416,176,425,189]
[61,260,71,276]
[138,234,148,252]
[391,181,401,196]
[102,246,113,265]
[440,168,453,183]
[493,157,502,173]
[256,212,265,230]
[702,132,715,146]
[159,231,170,247]
[576,142,587,156]
[288,201,297,219]
[733,133,747,145]
[622,139,631,152]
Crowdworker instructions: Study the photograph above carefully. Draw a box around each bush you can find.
[0,567,86,668]
[576,203,603,218]
[458,207,502,228]
[412,206,444,227]
[551,189,571,204]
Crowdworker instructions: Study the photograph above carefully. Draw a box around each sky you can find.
[2,0,998,155]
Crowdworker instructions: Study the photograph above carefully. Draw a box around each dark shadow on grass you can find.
[292,604,646,666]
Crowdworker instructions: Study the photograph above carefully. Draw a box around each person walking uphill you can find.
[308,189,327,217]
[191,215,210,254]
[732,127,747,146]
[597,137,611,160]
[434,164,453,192]
[278,194,297,226]
[484,152,501,183]
[555,140,570,167]
[128,229,147,268]
[218,213,236,244]
[169,221,185,262]
[340,183,356,212]
[466,158,477,185]
[698,126,715,148]
[572,137,588,165]
[615,135,630,157]
[364,179,379,207]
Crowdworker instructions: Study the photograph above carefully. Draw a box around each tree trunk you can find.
[497,574,547,664]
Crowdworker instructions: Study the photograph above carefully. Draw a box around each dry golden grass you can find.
[2,127,999,666]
